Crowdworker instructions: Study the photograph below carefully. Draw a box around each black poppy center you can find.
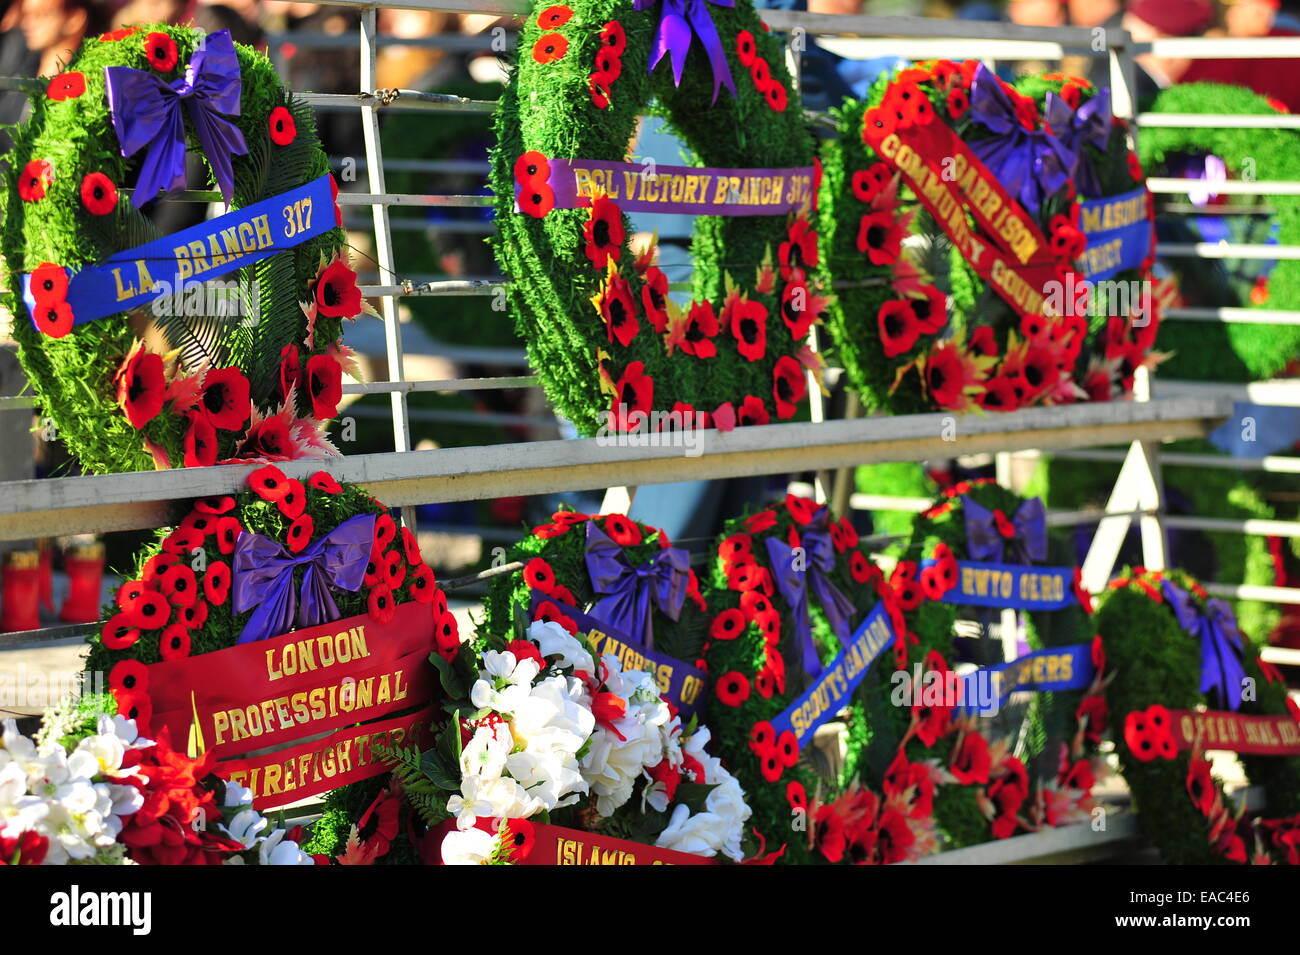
[128,371,149,404]
[530,193,542,205]
[685,321,705,342]
[929,365,947,393]
[263,431,284,455]
[122,674,137,689]
[310,371,326,398]
[203,383,228,414]
[984,389,1005,408]
[593,219,612,248]
[322,280,342,308]
[777,376,794,401]
[912,299,931,321]
[740,317,759,344]
[883,310,907,338]
[648,287,665,311]
[867,225,887,248]
[141,602,159,618]
[621,383,638,407]
[1025,362,1045,388]
[526,164,537,176]
[608,297,628,326]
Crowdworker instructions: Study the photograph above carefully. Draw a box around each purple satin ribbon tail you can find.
[585,521,690,650]
[637,0,736,104]
[1162,580,1247,711]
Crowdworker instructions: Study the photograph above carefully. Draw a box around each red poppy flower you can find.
[159,623,191,660]
[141,555,178,588]
[122,587,170,630]
[116,580,147,612]
[549,584,576,607]
[857,210,904,266]
[1048,216,1087,262]
[267,105,297,146]
[72,171,121,220]
[715,671,751,707]
[533,599,577,635]
[719,533,753,566]
[977,375,1020,412]
[538,5,572,28]
[786,780,807,811]
[594,270,639,348]
[305,353,344,420]
[393,526,420,567]
[726,394,764,429]
[102,614,141,650]
[603,514,642,547]
[736,29,756,65]
[113,688,152,732]
[775,730,799,768]
[752,667,774,698]
[179,597,208,630]
[925,344,967,408]
[279,513,312,554]
[199,560,230,606]
[18,159,53,202]
[29,262,68,304]
[249,464,289,501]
[765,82,788,112]
[780,494,815,527]
[426,608,459,662]
[963,325,997,358]
[599,20,626,56]
[610,361,653,432]
[910,286,947,334]
[725,295,767,362]
[710,608,746,642]
[759,749,784,783]
[514,150,556,214]
[307,471,342,494]
[863,104,897,140]
[583,195,625,270]
[275,344,301,400]
[47,70,85,101]
[404,563,434,603]
[189,497,232,519]
[945,86,970,119]
[109,659,149,696]
[373,513,397,553]
[588,73,612,110]
[878,299,921,358]
[749,57,771,91]
[778,218,818,280]
[144,32,178,71]
[30,298,73,338]
[314,260,363,318]
[744,510,778,535]
[771,355,807,420]
[842,550,870,584]
[273,479,304,519]
[851,162,891,204]
[679,300,720,358]
[216,516,243,555]
[532,32,568,64]
[383,548,406,589]
[157,563,198,609]
[368,583,396,624]
[198,366,250,432]
[1123,705,1175,762]
[593,46,622,82]
[749,720,776,755]
[739,590,773,622]
[523,557,556,594]
[778,279,812,342]
[639,266,670,334]
[110,344,163,429]
[726,561,773,595]
[183,413,217,468]
[949,731,991,784]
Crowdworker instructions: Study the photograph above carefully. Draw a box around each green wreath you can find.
[854,480,1104,850]
[1139,83,1300,382]
[1094,568,1300,864]
[490,0,822,436]
[820,64,1156,415]
[702,494,887,864]
[0,23,361,474]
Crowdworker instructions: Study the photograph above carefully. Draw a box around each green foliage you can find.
[0,24,345,474]
[1140,83,1300,381]
[490,0,817,435]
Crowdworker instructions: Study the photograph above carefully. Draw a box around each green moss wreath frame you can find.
[1095,567,1300,865]
[1,23,358,474]
[853,480,1105,851]
[820,65,1157,415]
[1140,83,1300,382]
[491,0,823,436]
[702,494,887,864]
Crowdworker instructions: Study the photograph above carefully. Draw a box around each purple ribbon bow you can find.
[634,0,737,104]
[1045,87,1112,199]
[585,521,690,650]
[967,64,1073,217]
[105,29,248,208]
[231,513,376,644]
[1162,580,1247,711]
[963,496,1047,564]
[765,507,857,679]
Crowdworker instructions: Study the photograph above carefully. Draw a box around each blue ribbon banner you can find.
[528,592,708,720]
[1078,187,1153,281]
[953,643,1095,717]
[22,174,336,329]
[769,602,896,748]
[922,559,1077,611]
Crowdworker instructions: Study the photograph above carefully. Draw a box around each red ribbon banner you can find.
[863,120,1062,319]
[136,600,437,809]
[1168,709,1300,756]
[424,820,717,866]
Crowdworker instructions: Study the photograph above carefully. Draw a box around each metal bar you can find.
[1163,307,1300,325]
[342,376,538,395]
[359,278,506,297]
[1163,515,1300,538]
[761,10,1108,45]
[813,38,1070,60]
[358,9,416,536]
[1158,243,1300,260]
[1204,583,1300,605]
[1143,36,1300,57]
[336,193,493,207]
[1137,113,1300,129]
[0,398,1230,542]
[1159,378,1300,407]
[1043,449,1300,474]
[1148,178,1300,196]
[908,815,1141,865]
[299,90,497,113]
